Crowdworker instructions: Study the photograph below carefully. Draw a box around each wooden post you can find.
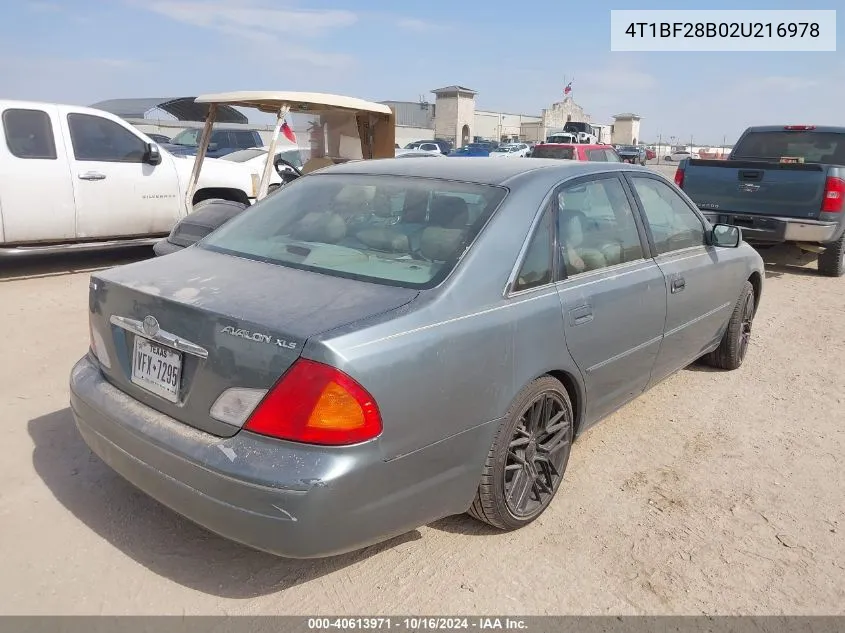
[184,103,217,211]
[257,104,291,201]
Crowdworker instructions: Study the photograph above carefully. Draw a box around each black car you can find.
[616,145,647,165]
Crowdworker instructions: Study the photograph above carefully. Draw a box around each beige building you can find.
[610,113,642,145]
[383,87,636,148]
[432,85,477,147]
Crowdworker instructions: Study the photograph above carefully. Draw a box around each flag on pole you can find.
[563,81,572,96]
[281,120,297,144]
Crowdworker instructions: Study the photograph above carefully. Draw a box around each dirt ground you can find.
[1,215,843,615]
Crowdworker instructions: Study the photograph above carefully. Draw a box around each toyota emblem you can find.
[142,315,160,337]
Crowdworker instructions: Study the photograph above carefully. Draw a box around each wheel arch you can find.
[545,369,585,437]
[747,270,763,316]
[192,187,250,206]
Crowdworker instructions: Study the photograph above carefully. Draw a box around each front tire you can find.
[467,376,574,530]
[817,234,845,277]
[704,281,755,370]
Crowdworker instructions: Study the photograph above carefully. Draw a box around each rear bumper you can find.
[68,355,489,558]
[701,212,841,245]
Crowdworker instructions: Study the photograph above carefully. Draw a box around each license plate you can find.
[131,336,182,402]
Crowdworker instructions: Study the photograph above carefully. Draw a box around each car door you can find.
[62,108,181,239]
[553,173,667,425]
[0,105,76,243]
[625,173,740,385]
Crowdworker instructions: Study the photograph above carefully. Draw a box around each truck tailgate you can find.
[682,159,827,220]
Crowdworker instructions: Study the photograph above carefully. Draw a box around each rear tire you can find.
[704,281,755,370]
[817,234,845,277]
[467,376,574,530]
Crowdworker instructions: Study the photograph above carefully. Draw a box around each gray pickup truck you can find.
[674,125,845,276]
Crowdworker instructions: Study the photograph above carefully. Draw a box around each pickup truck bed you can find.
[675,125,845,277]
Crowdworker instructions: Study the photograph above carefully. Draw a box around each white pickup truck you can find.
[0,100,265,257]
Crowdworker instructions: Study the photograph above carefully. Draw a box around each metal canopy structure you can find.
[89,97,248,123]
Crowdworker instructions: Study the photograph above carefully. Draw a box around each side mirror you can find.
[207,142,219,152]
[144,143,161,166]
[711,223,741,248]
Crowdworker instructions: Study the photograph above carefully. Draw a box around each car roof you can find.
[312,156,645,186]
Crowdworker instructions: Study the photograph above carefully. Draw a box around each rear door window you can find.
[2,108,57,159]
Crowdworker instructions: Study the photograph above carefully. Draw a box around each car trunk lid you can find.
[88,247,418,437]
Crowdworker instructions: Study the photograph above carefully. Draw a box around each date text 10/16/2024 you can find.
[307,618,528,630]
[609,10,836,52]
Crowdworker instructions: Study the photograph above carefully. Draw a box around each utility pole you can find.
[657,133,662,164]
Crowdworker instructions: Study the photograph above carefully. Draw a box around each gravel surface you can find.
[1,175,843,615]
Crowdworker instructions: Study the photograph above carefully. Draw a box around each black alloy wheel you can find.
[468,376,574,529]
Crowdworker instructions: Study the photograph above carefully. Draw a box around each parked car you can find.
[167,127,264,159]
[222,146,304,171]
[0,100,264,257]
[146,133,171,144]
[489,143,530,158]
[529,143,621,162]
[405,139,453,155]
[675,124,845,276]
[665,150,700,162]
[153,91,397,256]
[645,148,657,160]
[616,145,647,165]
[71,157,763,559]
[448,145,491,157]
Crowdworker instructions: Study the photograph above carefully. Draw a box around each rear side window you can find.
[513,207,553,292]
[67,113,146,162]
[3,108,57,159]
[201,174,507,289]
[531,146,575,160]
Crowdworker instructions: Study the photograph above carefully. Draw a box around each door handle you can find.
[568,305,594,326]
[671,276,686,293]
[78,172,106,181]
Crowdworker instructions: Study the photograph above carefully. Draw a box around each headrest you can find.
[402,189,429,223]
[289,211,347,243]
[579,248,607,272]
[419,226,464,262]
[429,195,469,228]
[559,209,585,247]
[356,228,410,253]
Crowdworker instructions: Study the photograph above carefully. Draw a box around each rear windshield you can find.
[201,174,507,289]
[531,146,575,160]
[732,131,845,164]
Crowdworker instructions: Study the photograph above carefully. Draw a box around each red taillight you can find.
[784,125,816,130]
[243,359,382,445]
[822,176,845,213]
[674,167,684,188]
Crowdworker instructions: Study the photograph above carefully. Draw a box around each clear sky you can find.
[0,0,841,144]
